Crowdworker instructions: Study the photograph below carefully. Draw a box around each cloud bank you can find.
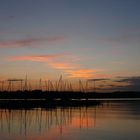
[0,37,65,48]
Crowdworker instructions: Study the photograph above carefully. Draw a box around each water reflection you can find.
[0,107,96,137]
[0,100,140,140]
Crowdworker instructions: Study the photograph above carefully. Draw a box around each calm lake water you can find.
[0,100,140,140]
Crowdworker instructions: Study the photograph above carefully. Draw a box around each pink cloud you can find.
[8,54,79,71]
[8,54,66,62]
[0,37,65,48]
[48,62,78,69]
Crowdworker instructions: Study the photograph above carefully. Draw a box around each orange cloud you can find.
[48,62,78,69]
[0,37,65,48]
[8,54,80,72]
[65,69,97,79]
[8,54,66,62]
[8,54,106,80]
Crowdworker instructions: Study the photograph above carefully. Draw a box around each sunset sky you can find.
[0,0,140,90]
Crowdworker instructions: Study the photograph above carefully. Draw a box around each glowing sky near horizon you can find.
[0,0,140,86]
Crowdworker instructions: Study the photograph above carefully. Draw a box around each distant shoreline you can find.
[0,90,140,100]
[0,91,140,109]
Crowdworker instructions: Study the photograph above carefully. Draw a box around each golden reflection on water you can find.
[0,101,140,140]
[0,107,96,138]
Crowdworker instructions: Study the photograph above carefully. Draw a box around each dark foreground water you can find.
[0,100,140,140]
